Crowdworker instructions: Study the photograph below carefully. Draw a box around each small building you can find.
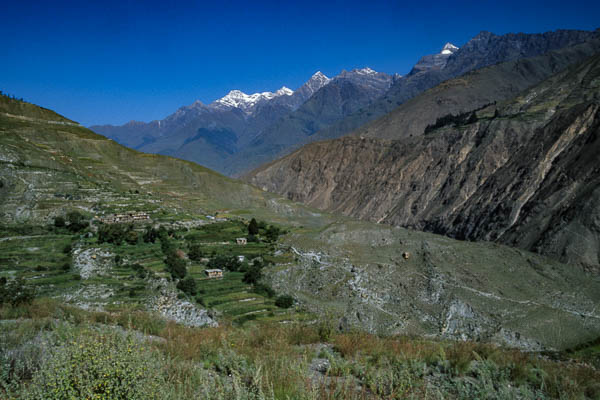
[99,211,150,224]
[236,237,247,245]
[237,255,245,262]
[205,269,223,279]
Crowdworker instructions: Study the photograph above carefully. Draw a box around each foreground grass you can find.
[1,299,599,399]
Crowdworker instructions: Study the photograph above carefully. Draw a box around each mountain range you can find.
[92,29,599,176]
[246,35,600,271]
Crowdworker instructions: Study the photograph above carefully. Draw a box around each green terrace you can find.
[0,217,303,324]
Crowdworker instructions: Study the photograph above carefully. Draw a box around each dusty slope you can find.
[247,54,600,270]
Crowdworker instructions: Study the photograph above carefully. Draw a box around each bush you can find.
[66,211,87,233]
[0,278,35,307]
[253,283,275,298]
[188,244,204,261]
[177,276,197,297]
[98,223,129,245]
[53,216,65,228]
[207,254,240,272]
[23,330,167,399]
[125,230,139,245]
[62,243,72,254]
[275,295,294,309]
[61,263,71,271]
[243,260,263,285]
[143,227,158,243]
[265,225,281,243]
[165,254,187,279]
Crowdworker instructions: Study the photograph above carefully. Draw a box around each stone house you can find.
[236,237,247,245]
[205,269,223,279]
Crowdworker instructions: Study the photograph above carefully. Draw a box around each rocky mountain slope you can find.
[303,29,600,144]
[247,53,600,271]
[221,68,394,175]
[89,69,389,174]
[2,95,600,350]
[90,29,598,178]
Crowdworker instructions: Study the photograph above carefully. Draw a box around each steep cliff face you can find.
[247,54,600,269]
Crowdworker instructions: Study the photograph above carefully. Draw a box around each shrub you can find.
[62,243,72,254]
[265,225,281,243]
[253,283,275,298]
[275,295,294,309]
[98,224,129,245]
[177,276,197,297]
[207,254,240,272]
[53,216,65,228]
[23,330,167,399]
[143,227,158,243]
[165,254,187,279]
[188,244,204,261]
[125,230,139,245]
[243,260,262,285]
[0,278,35,307]
[61,263,71,271]
[66,211,87,233]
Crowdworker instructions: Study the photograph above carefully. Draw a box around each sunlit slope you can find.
[0,96,328,226]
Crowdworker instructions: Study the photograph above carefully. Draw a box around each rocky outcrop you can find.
[149,279,217,328]
[248,54,600,269]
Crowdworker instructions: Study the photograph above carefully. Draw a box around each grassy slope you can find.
[2,301,599,399]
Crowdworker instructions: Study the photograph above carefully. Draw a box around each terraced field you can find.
[0,217,304,324]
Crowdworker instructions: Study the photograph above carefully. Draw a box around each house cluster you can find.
[97,211,150,224]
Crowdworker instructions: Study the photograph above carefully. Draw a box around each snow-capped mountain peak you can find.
[441,43,459,55]
[307,71,330,87]
[212,86,293,112]
[355,67,377,75]
[276,86,294,96]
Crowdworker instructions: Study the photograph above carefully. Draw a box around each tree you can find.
[125,230,139,245]
[165,254,187,279]
[265,225,281,243]
[207,254,241,272]
[177,276,197,296]
[275,295,294,309]
[0,278,34,306]
[143,226,158,243]
[248,218,259,235]
[54,216,66,228]
[188,244,204,261]
[243,259,263,284]
[98,224,128,245]
[66,211,87,232]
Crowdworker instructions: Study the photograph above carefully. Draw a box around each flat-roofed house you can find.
[205,269,223,278]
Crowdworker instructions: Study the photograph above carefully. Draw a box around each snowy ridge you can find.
[212,86,293,111]
[441,43,459,55]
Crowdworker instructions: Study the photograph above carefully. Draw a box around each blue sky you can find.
[1,0,598,126]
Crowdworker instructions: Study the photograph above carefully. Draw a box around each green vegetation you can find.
[1,299,599,399]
